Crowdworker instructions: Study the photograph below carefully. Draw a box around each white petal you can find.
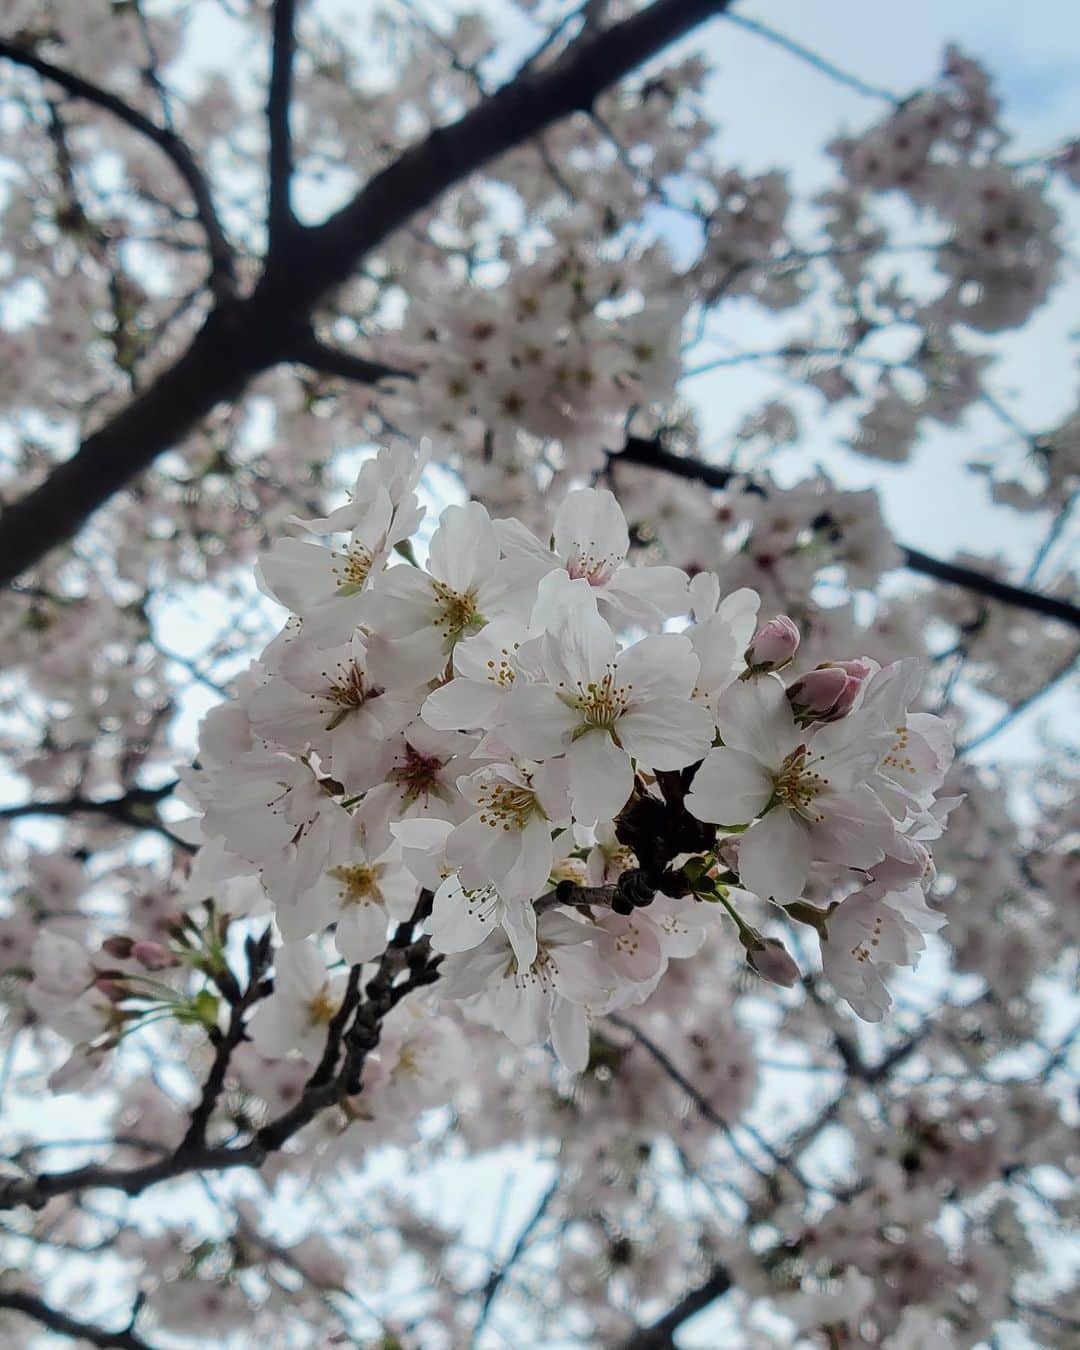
[422,678,501,731]
[615,633,698,702]
[686,747,774,825]
[500,685,580,760]
[553,487,628,571]
[618,696,714,771]
[567,734,634,825]
[427,501,498,593]
[738,809,811,901]
[335,901,390,964]
[715,674,800,764]
[606,564,690,624]
[426,876,498,954]
[549,998,590,1072]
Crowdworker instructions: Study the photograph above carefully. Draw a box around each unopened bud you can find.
[788,658,873,723]
[131,940,179,972]
[744,615,800,673]
[100,935,134,960]
[745,937,801,988]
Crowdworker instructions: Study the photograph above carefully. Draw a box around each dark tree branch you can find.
[287,333,407,385]
[901,548,1080,630]
[0,38,235,297]
[179,928,274,1153]
[0,1289,151,1350]
[0,898,440,1213]
[612,439,1080,631]
[0,783,190,851]
[475,1176,560,1333]
[619,434,738,489]
[267,0,300,244]
[619,1264,733,1350]
[0,0,734,588]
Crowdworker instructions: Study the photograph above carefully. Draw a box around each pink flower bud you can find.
[744,615,800,672]
[787,659,872,723]
[100,935,134,959]
[131,940,179,972]
[746,938,801,988]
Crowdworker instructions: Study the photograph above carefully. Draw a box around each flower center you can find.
[484,644,520,688]
[321,661,380,730]
[476,780,540,832]
[431,580,482,638]
[569,669,631,736]
[329,863,384,906]
[882,724,918,776]
[462,884,500,923]
[772,745,829,820]
[511,945,558,990]
[566,546,619,587]
[389,745,447,805]
[332,544,375,595]
[307,985,339,1025]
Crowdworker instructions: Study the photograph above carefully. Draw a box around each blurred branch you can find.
[287,333,408,385]
[267,0,300,244]
[0,0,735,587]
[0,1289,151,1350]
[0,37,235,297]
[475,1176,560,1333]
[958,651,1080,755]
[721,12,903,105]
[619,1263,733,1349]
[612,437,1080,631]
[0,783,190,851]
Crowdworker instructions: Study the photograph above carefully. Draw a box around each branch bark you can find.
[0,0,732,588]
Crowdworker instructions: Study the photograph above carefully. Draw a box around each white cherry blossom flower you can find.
[249,942,348,1062]
[249,632,418,792]
[820,882,946,1020]
[686,673,898,901]
[365,500,526,685]
[495,485,690,626]
[438,911,607,1072]
[446,759,571,901]
[420,617,535,732]
[503,599,714,824]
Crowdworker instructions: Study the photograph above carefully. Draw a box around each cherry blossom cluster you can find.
[147,441,956,1076]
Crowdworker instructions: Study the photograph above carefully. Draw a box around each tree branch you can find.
[178,928,274,1153]
[901,547,1080,630]
[475,1176,560,1334]
[0,38,235,297]
[267,0,300,245]
[287,333,407,385]
[612,439,1080,631]
[958,651,1080,755]
[0,783,190,850]
[0,899,440,1213]
[0,1289,151,1350]
[619,1264,733,1350]
[0,0,733,588]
